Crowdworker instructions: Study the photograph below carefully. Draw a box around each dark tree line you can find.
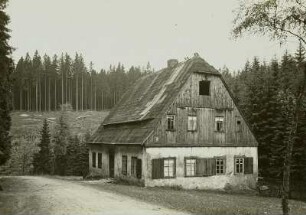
[12,51,153,112]
[0,0,14,166]
[222,43,306,185]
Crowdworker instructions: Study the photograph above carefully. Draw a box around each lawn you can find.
[79,178,306,215]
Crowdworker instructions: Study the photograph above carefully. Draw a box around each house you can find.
[88,54,258,190]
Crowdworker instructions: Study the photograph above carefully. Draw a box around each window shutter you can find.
[136,159,142,179]
[152,159,164,179]
[244,157,253,174]
[210,158,216,175]
[196,158,207,176]
[206,158,216,176]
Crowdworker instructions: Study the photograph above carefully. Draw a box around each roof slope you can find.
[90,56,220,144]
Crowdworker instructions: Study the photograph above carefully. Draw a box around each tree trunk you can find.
[62,70,64,107]
[36,79,38,112]
[76,74,78,111]
[39,76,41,112]
[94,80,96,111]
[20,85,22,111]
[65,73,68,105]
[54,78,57,110]
[282,65,306,215]
[81,72,83,111]
[45,74,47,112]
[48,77,51,111]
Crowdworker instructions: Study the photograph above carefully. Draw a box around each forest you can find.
[12,51,154,111]
[221,43,306,192]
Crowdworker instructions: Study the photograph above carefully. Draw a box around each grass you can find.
[79,179,306,215]
[10,110,109,138]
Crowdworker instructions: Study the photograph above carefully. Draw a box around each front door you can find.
[109,152,114,178]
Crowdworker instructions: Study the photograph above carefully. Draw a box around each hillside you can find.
[0,110,109,175]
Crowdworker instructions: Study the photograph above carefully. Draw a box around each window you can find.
[152,158,176,179]
[215,116,224,132]
[236,120,242,132]
[164,158,175,178]
[92,152,96,168]
[188,116,197,131]
[131,157,137,177]
[167,115,175,130]
[235,157,244,174]
[199,80,210,96]
[216,158,225,174]
[98,153,102,169]
[122,155,127,175]
[185,158,196,176]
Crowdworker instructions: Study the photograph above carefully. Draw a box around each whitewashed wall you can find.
[144,146,258,189]
[89,145,144,179]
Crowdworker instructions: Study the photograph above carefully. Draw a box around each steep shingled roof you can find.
[90,56,220,144]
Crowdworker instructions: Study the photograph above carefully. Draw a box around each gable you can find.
[150,73,258,147]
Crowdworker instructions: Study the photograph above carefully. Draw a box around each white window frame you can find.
[163,158,175,178]
[216,158,225,174]
[235,157,244,174]
[185,158,196,177]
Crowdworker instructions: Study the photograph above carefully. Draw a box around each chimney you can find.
[167,59,179,68]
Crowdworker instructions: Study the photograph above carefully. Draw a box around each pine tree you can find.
[0,0,14,166]
[33,119,52,174]
[65,135,79,175]
[53,113,70,175]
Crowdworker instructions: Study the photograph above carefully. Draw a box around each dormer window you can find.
[167,115,175,131]
[199,80,210,96]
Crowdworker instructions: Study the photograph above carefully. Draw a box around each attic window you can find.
[215,116,224,132]
[199,80,210,96]
[167,115,175,131]
[188,116,197,131]
[237,120,242,132]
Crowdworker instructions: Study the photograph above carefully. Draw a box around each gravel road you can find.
[0,176,189,215]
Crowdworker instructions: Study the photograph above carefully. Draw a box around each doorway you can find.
[109,151,114,178]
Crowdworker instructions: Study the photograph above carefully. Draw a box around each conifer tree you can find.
[0,0,14,166]
[53,113,70,175]
[33,119,52,174]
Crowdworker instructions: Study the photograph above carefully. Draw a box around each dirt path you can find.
[0,176,190,215]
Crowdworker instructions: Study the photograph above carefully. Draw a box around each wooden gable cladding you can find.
[152,73,258,147]
[175,74,235,109]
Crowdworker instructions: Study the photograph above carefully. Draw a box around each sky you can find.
[6,0,299,72]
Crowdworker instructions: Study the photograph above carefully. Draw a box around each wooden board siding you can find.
[152,73,257,147]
